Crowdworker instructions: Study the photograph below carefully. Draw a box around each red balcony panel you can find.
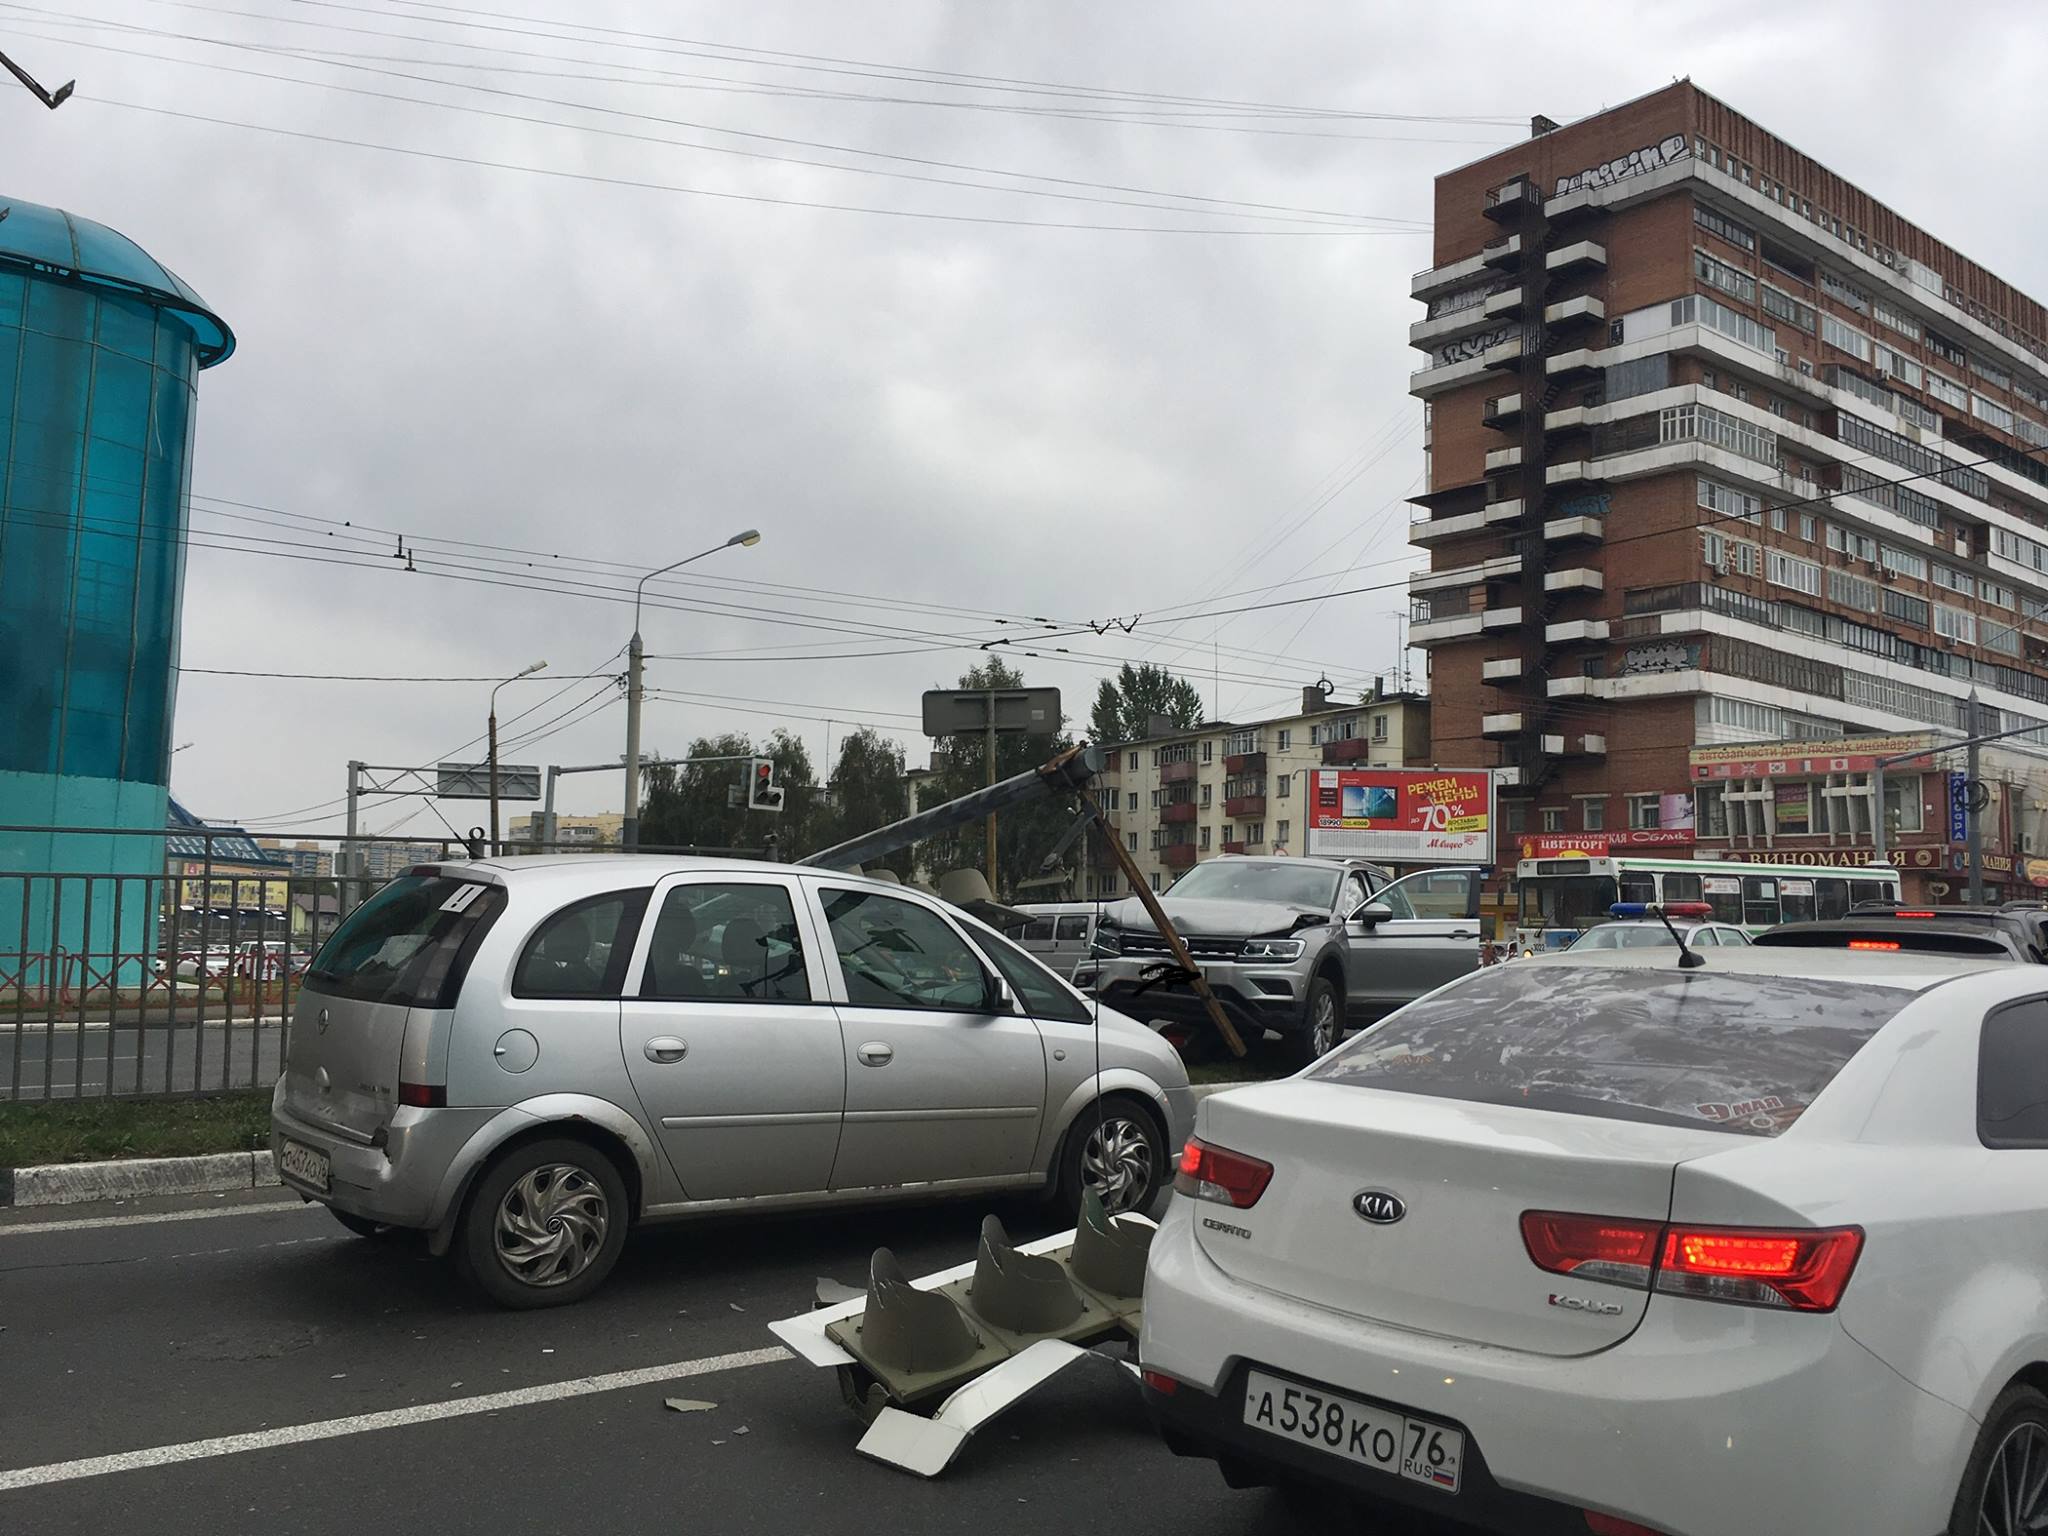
[1223,751,1267,775]
[1321,737,1370,763]
[1159,760,1197,784]
[1220,840,1248,855]
[1161,843,1198,870]
[1160,802,1197,823]
[1224,795,1267,818]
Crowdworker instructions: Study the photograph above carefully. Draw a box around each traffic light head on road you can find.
[748,757,785,814]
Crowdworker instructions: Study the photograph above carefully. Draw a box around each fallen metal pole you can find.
[1085,793,1246,1059]
[798,745,1105,871]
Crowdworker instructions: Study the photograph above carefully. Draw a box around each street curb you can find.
[3,1149,277,1208]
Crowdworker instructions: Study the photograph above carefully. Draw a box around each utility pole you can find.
[622,529,761,852]
[1968,689,1986,905]
[344,759,363,888]
[489,660,547,857]
[985,687,999,893]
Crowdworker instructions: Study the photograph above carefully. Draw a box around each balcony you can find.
[1484,445,1523,474]
[1541,733,1608,756]
[1224,795,1267,819]
[1159,759,1196,784]
[1481,336,1525,371]
[1544,513,1605,543]
[1543,567,1605,594]
[1321,736,1372,764]
[1411,249,1493,302]
[1160,801,1197,824]
[1543,294,1605,329]
[1546,460,1596,486]
[1480,604,1525,629]
[1482,712,1524,736]
[1484,177,1541,222]
[1410,508,1490,546]
[1545,618,1611,643]
[1480,233,1523,269]
[1220,840,1249,856]
[1482,656,1524,684]
[1161,843,1198,870]
[1482,391,1522,429]
[1546,239,1607,273]
[1482,287,1525,320]
[1223,750,1266,775]
[1545,347,1602,381]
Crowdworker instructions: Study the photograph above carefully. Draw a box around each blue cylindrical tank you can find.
[0,198,234,986]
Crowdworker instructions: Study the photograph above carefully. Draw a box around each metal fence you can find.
[0,826,767,1102]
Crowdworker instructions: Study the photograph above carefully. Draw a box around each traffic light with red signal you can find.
[747,756,786,813]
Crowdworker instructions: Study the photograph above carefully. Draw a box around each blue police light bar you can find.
[1609,902,1652,917]
[1609,901,1714,919]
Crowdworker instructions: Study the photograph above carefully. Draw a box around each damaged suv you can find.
[1074,856,1483,1065]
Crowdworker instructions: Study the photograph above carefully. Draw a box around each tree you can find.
[920,659,1078,899]
[817,727,911,875]
[638,731,818,855]
[1089,662,1205,744]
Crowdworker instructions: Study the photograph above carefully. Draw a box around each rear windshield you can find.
[1307,965,1917,1137]
[305,875,506,1007]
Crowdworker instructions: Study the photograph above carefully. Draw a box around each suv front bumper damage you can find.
[1074,955,1308,1039]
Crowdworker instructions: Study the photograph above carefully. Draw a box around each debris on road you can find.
[664,1398,716,1414]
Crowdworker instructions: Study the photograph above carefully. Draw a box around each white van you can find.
[1005,902,1113,978]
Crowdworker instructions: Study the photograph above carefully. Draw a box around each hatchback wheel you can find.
[1056,1096,1165,1219]
[458,1138,628,1309]
[1951,1384,2048,1536]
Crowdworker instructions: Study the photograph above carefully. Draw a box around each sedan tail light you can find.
[1655,1225,1864,1312]
[1174,1136,1273,1208]
[1523,1210,1863,1312]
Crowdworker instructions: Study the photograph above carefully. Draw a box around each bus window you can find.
[1817,877,1850,920]
[1743,877,1780,927]
[1849,878,1892,907]
[1519,875,1619,929]
[1702,874,1743,924]
[1618,873,1657,906]
[1662,871,1703,904]
[1780,877,1817,924]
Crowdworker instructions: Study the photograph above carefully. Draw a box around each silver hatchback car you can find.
[272,856,1195,1308]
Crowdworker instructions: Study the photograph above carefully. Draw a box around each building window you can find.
[1826,566,1880,612]
[1934,604,1977,645]
[1372,713,1389,742]
[1201,783,1212,806]
[1694,202,1756,252]
[1150,872,1161,892]
[1501,801,1527,834]
[1201,740,1213,764]
[1926,370,1968,409]
[1541,807,1565,833]
[1277,775,1291,798]
[1125,791,1137,812]
[1581,798,1606,831]
[1761,284,1817,334]
[1199,826,1211,851]
[1694,247,1757,304]
[1698,476,1762,524]
[1821,312,1872,362]
[1275,818,1290,846]
[1975,394,2017,433]
[1670,293,1776,356]
[1126,831,1138,852]
[1629,794,1662,830]
[1880,545,1928,581]
[1702,529,1761,577]
[1128,751,1139,770]
[1244,822,1265,846]
[1276,728,1291,751]
[1765,549,1820,595]
[1818,269,1869,313]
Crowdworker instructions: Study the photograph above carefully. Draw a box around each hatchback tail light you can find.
[1174,1136,1273,1208]
[1520,1211,1661,1287]
[1523,1211,1863,1312]
[398,1081,447,1109]
[1655,1225,1863,1312]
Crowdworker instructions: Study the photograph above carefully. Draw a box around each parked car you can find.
[1140,946,2048,1536]
[273,856,1194,1309]
[1564,902,1751,952]
[1755,903,2048,961]
[1074,856,1483,1066]
[1003,902,1114,978]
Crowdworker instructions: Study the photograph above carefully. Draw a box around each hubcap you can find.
[1081,1116,1155,1215]
[1981,1422,2048,1536]
[494,1163,609,1288]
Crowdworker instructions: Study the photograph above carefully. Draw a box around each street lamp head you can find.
[519,660,548,678]
[727,528,762,548]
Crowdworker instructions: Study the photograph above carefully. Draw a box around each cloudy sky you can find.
[11,0,2048,841]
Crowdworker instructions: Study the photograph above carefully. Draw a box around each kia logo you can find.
[1353,1190,1405,1225]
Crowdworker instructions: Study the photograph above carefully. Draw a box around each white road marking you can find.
[0,1345,793,1491]
[0,1201,307,1238]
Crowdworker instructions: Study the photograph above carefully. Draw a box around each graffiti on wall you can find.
[1553,133,1691,198]
[1621,641,1702,675]
[1433,323,1517,366]
[1553,491,1611,520]
[1425,275,1514,321]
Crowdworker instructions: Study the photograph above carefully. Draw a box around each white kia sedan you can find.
[1139,948,2048,1536]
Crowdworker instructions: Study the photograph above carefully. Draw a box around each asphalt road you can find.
[1,1020,285,1099]
[0,1188,1401,1536]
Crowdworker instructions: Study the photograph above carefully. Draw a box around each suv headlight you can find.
[1240,938,1306,962]
[1091,927,1124,957]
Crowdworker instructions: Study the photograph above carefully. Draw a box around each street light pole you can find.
[622,528,762,852]
[489,660,548,856]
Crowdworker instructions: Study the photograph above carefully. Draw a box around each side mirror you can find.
[985,974,1019,1013]
[1352,901,1394,927]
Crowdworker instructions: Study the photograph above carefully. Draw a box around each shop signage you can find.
[1689,733,1933,782]
[1514,829,1696,859]
[1948,772,1969,843]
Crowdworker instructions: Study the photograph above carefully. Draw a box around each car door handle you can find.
[856,1041,894,1067]
[644,1037,688,1064]
[1449,930,1475,940]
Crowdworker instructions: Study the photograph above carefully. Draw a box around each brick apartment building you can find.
[1083,682,1431,898]
[1408,80,2048,896]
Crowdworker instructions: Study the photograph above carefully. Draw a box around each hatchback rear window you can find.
[1307,966,1918,1137]
[305,875,506,1007]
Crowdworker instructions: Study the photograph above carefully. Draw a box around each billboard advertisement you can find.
[1305,769,1493,864]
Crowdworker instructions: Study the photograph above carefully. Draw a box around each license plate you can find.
[279,1139,330,1193]
[1242,1368,1464,1494]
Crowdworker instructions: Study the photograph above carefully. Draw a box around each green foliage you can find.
[1089,662,1206,744]
[921,659,1078,900]
[818,727,912,876]
[639,729,819,855]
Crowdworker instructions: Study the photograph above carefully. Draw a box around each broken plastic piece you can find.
[966,1215,1084,1334]
[837,1248,981,1377]
[664,1398,716,1414]
[815,1277,864,1309]
[855,1341,1132,1478]
[1069,1187,1154,1300]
